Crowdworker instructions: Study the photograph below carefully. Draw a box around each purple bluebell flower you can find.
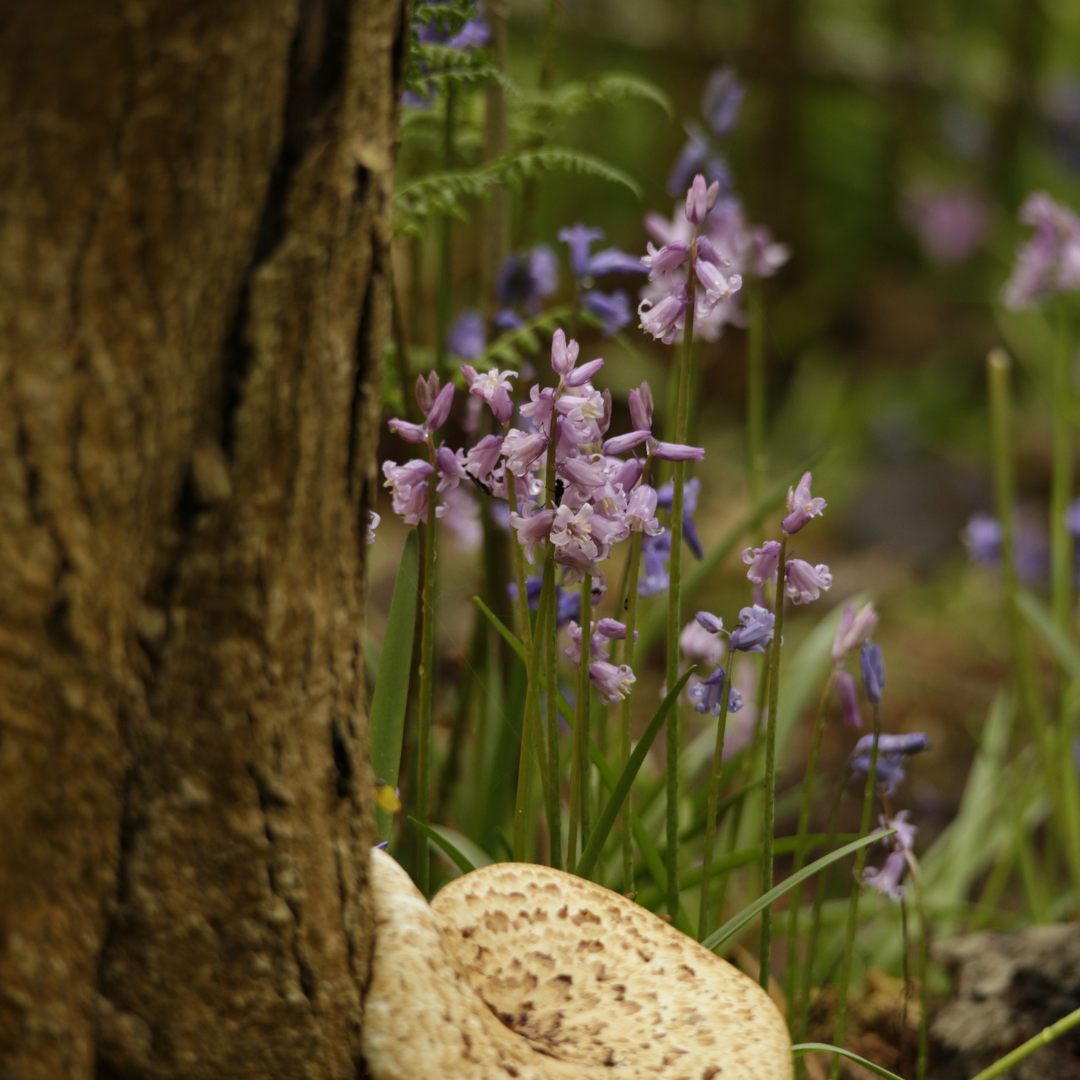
[581,289,632,336]
[686,175,721,226]
[666,69,743,197]
[689,665,744,716]
[656,477,704,559]
[447,308,486,359]
[742,540,781,586]
[834,670,862,729]
[860,641,885,704]
[375,840,390,851]
[681,618,726,665]
[459,365,516,424]
[729,604,775,653]
[695,611,724,635]
[495,245,558,327]
[782,472,827,534]
[962,513,1003,566]
[511,575,579,628]
[1001,192,1080,309]
[639,530,671,597]
[863,850,907,901]
[832,602,879,665]
[850,732,930,797]
[382,459,438,525]
[590,661,636,705]
[366,510,380,545]
[784,558,833,605]
[404,2,490,107]
[701,67,745,138]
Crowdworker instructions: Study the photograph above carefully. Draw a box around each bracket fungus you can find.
[362,848,792,1079]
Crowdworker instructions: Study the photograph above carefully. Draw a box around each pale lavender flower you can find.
[861,641,885,704]
[366,510,380,545]
[628,382,653,431]
[565,357,605,387]
[590,660,636,705]
[729,604,775,653]
[626,485,663,535]
[962,512,1002,566]
[782,471,827,534]
[638,288,688,344]
[435,445,468,491]
[460,365,516,424]
[459,434,504,488]
[509,501,555,563]
[581,289,632,336]
[863,850,907,902]
[902,183,990,264]
[686,174,721,226]
[549,327,580,376]
[742,540,781,586]
[1001,192,1080,309]
[447,309,486,359]
[695,611,724,635]
[702,68,745,136]
[784,559,833,605]
[639,531,671,596]
[832,602,879,664]
[382,459,439,525]
[835,670,862,729]
[501,429,548,476]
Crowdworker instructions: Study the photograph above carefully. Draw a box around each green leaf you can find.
[1018,589,1080,684]
[409,817,477,875]
[474,594,525,661]
[370,531,420,841]
[700,829,895,953]
[678,834,858,890]
[393,148,641,234]
[548,72,672,119]
[576,669,696,880]
[791,1044,904,1080]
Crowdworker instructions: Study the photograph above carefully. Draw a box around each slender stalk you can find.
[747,277,767,506]
[389,261,421,425]
[899,897,910,1075]
[434,83,456,377]
[784,673,835,1020]
[568,577,592,869]
[1050,302,1074,636]
[665,239,698,918]
[829,702,883,1079]
[988,350,1060,882]
[796,781,845,1059]
[619,528,646,893]
[698,670,733,940]
[906,857,930,1080]
[759,534,789,989]
[416,460,440,897]
[543,547,562,870]
[969,1005,1080,1080]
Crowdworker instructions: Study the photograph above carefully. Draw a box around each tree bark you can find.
[0,1,406,1077]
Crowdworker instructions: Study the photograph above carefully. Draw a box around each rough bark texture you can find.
[0,1,406,1076]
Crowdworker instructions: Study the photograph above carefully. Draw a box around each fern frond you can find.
[393,148,640,235]
[478,305,576,369]
[405,45,514,100]
[515,73,672,128]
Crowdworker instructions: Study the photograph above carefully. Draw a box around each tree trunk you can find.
[0,1,406,1077]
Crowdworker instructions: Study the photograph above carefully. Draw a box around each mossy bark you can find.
[0,1,405,1076]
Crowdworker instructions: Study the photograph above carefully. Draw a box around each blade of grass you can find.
[576,669,695,880]
[701,828,895,953]
[409,817,478,874]
[792,1045,903,1080]
[369,530,420,841]
[969,1003,1080,1080]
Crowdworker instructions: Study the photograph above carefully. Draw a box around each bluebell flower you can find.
[666,68,744,198]
[850,732,931,796]
[638,530,671,597]
[447,308,486,359]
[860,641,885,705]
[508,575,579,628]
[404,1,491,107]
[689,665,744,716]
[728,604,775,653]
[495,245,558,330]
[656,477,703,559]
[558,223,647,336]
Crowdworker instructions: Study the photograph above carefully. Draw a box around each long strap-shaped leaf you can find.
[576,669,695,881]
[370,530,420,841]
[1017,589,1080,684]
[969,1002,1080,1080]
[409,817,477,875]
[792,1044,903,1080]
[700,828,895,953]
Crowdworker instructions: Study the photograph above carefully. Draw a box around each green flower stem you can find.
[567,576,593,870]
[619,527,646,894]
[434,83,456,377]
[416,459,440,897]
[759,534,789,989]
[988,350,1061,883]
[747,277,767,506]
[969,1004,1080,1080]
[665,237,698,918]
[797,780,845,1058]
[697,670,734,941]
[1050,302,1074,638]
[389,262,421,425]
[783,672,835,1021]
[829,702,883,1080]
[543,546,563,870]
[907,856,930,1080]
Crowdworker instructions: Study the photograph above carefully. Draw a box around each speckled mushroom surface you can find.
[362,848,792,1080]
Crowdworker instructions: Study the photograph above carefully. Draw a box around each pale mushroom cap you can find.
[432,861,793,1080]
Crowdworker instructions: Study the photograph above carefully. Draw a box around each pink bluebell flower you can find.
[366,510,380,545]
[742,540,781,586]
[831,602,879,664]
[509,501,556,563]
[782,472,827,534]
[1001,192,1080,309]
[784,558,833,604]
[382,459,440,525]
[589,661,636,705]
[834,670,862,729]
[863,850,907,902]
[460,365,517,424]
